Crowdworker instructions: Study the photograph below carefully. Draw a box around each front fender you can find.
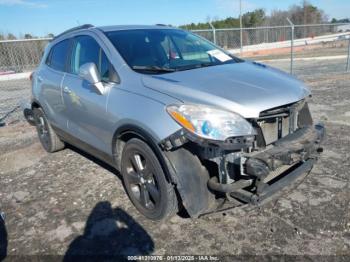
[164,146,216,218]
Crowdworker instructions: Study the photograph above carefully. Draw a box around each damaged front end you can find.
[160,100,325,217]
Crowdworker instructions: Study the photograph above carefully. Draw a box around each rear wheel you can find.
[121,138,178,220]
[33,107,65,153]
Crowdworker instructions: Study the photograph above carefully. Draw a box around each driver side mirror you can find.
[78,63,105,94]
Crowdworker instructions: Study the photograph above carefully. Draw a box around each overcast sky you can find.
[0,0,349,36]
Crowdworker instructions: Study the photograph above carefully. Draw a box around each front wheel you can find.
[121,138,178,220]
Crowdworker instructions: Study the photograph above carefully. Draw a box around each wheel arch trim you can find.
[111,124,177,184]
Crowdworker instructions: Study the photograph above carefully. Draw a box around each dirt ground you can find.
[0,60,349,260]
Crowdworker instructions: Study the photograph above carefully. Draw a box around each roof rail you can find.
[53,24,94,40]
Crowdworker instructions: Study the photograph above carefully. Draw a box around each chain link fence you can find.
[0,23,350,126]
[193,23,350,50]
[0,38,50,73]
[0,38,50,125]
[193,23,350,79]
[194,26,293,49]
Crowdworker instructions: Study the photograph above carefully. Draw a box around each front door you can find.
[61,34,117,154]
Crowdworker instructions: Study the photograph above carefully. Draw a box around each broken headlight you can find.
[166,104,256,141]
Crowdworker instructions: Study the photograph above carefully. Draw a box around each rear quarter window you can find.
[46,39,70,72]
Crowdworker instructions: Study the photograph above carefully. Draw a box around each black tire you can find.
[121,138,178,220]
[33,107,65,153]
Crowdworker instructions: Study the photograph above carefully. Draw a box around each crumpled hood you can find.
[141,61,310,118]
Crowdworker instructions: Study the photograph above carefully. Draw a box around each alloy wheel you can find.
[125,152,161,210]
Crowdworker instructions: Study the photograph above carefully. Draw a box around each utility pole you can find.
[239,0,243,54]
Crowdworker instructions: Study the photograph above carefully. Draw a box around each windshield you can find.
[105,29,242,73]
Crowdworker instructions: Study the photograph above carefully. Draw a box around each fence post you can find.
[287,18,294,75]
[209,22,216,45]
[346,36,350,72]
[240,28,243,54]
[239,0,243,54]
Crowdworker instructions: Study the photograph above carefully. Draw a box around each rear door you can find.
[36,39,70,130]
[61,34,118,154]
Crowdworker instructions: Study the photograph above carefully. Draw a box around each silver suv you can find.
[26,24,325,220]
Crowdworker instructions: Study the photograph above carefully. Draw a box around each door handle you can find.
[63,86,71,94]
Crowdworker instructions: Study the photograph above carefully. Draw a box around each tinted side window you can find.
[47,40,70,72]
[70,35,112,82]
[70,35,99,74]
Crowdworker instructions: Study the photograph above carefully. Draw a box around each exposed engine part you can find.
[205,123,324,206]
[208,176,253,193]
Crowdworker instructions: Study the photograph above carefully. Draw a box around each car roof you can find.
[97,24,175,32]
[51,24,179,43]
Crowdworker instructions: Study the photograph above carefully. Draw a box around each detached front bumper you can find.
[208,124,325,205]
[22,101,35,126]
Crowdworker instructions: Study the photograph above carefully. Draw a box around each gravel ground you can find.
[0,59,349,260]
[0,79,30,125]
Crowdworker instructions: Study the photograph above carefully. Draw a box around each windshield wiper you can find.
[189,60,237,70]
[132,65,176,73]
[196,62,217,68]
[175,62,217,71]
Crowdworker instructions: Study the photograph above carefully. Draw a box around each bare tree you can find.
[24,34,33,39]
[7,33,16,40]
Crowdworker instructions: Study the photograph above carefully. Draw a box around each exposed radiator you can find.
[258,116,290,145]
[256,100,312,146]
